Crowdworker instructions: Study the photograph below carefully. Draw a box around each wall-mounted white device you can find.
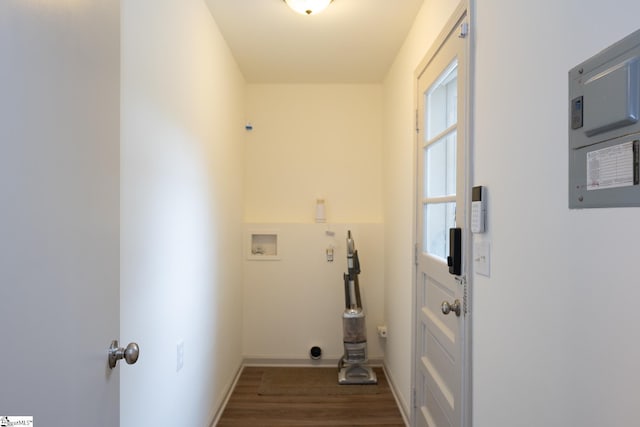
[326,247,334,262]
[471,186,486,233]
[315,198,326,223]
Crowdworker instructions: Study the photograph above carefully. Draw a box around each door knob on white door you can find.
[441,300,461,317]
[108,340,140,369]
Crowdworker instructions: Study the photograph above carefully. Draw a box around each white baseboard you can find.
[242,356,383,367]
[383,363,410,427]
[208,362,244,427]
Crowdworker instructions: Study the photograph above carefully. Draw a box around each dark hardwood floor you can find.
[217,366,406,426]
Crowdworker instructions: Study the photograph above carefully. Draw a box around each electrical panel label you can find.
[586,140,639,190]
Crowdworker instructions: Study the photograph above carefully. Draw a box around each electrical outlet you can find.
[326,247,334,262]
[176,340,184,372]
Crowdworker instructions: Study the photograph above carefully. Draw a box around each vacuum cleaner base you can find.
[338,365,378,385]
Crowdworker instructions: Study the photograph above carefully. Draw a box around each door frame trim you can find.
[411,1,473,426]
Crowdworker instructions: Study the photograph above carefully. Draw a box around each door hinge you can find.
[455,275,469,315]
[412,388,417,408]
[414,243,419,266]
[463,281,469,315]
[415,109,419,134]
[458,21,469,39]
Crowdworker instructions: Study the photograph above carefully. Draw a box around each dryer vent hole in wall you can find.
[310,346,322,360]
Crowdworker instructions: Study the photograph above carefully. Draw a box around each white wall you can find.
[243,223,385,363]
[0,1,120,425]
[382,0,459,415]
[243,85,384,364]
[474,1,640,426]
[384,0,640,426]
[120,0,245,425]
[245,84,383,223]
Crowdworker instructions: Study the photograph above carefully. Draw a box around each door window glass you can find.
[423,60,458,260]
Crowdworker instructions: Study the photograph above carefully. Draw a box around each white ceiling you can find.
[204,0,424,83]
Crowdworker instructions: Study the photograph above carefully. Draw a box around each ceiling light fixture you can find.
[283,0,333,16]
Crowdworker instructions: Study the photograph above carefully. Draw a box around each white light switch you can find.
[474,241,490,277]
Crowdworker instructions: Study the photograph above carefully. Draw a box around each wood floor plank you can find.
[217,367,406,426]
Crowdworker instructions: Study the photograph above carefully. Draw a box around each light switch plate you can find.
[177,340,184,372]
[474,241,490,277]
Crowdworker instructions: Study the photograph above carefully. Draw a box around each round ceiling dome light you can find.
[283,0,333,16]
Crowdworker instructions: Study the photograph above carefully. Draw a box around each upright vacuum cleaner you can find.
[338,230,377,385]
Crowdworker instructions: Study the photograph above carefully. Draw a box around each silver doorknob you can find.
[108,340,140,369]
[441,299,461,317]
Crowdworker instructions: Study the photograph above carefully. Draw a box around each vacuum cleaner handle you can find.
[343,274,351,309]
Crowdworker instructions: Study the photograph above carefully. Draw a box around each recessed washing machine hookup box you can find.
[569,29,640,208]
[246,231,280,260]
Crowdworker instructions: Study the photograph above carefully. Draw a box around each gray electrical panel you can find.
[569,29,640,208]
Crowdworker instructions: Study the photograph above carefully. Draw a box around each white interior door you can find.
[0,2,123,425]
[413,5,470,427]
